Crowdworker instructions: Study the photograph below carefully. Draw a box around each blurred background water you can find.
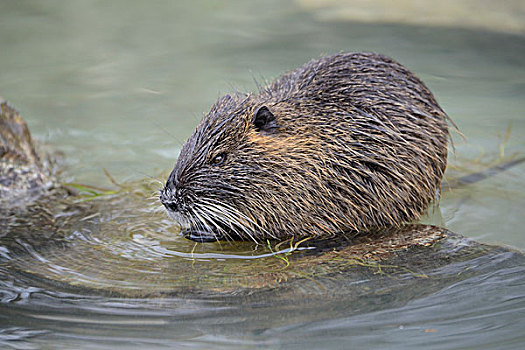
[1,1,524,349]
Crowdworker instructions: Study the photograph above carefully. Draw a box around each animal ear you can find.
[253,106,278,133]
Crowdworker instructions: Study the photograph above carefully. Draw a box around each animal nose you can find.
[163,200,181,212]
[160,186,183,212]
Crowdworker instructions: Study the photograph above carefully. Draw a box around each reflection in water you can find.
[0,1,524,349]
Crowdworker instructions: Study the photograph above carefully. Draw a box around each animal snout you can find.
[160,187,184,212]
[162,199,182,212]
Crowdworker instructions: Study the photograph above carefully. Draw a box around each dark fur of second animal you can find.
[160,52,451,242]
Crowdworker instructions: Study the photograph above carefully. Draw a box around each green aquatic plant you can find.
[267,239,291,268]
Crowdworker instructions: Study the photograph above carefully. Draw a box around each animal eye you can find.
[211,153,226,166]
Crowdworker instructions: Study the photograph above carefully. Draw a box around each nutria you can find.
[160,52,451,242]
[1,100,53,204]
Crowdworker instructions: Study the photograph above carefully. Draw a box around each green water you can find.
[1,1,524,349]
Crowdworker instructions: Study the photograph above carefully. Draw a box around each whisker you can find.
[199,198,276,239]
[195,200,261,243]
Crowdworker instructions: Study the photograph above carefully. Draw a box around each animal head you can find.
[159,92,339,242]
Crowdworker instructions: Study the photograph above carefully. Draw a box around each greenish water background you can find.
[0,1,524,349]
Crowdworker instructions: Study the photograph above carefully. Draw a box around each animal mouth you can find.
[163,208,191,228]
[160,191,257,242]
[181,227,228,242]
[162,205,234,242]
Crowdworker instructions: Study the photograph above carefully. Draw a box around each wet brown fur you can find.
[160,52,451,241]
[1,100,51,202]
